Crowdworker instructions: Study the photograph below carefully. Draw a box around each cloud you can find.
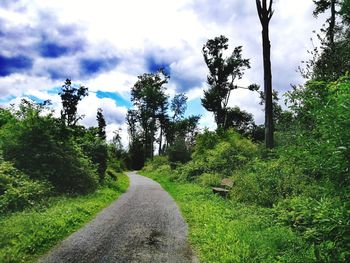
[0,54,33,76]
[37,41,83,58]
[146,55,171,75]
[79,57,120,76]
[0,0,324,134]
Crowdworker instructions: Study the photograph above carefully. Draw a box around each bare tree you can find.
[256,0,274,149]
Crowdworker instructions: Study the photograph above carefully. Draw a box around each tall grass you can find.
[142,169,314,263]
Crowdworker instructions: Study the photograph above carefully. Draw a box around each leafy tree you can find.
[313,0,339,46]
[0,100,98,193]
[224,106,255,136]
[157,98,169,155]
[96,108,106,140]
[302,0,350,81]
[171,93,187,121]
[59,79,88,127]
[341,0,350,22]
[256,0,274,149]
[129,70,169,160]
[201,35,251,129]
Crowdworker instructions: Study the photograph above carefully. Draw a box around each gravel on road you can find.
[39,171,198,263]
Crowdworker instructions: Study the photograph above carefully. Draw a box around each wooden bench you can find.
[212,178,234,197]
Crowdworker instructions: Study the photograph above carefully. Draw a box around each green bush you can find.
[274,195,350,262]
[195,172,221,187]
[166,137,191,168]
[177,129,258,180]
[0,159,51,213]
[78,130,108,182]
[231,157,311,207]
[143,155,169,172]
[284,76,350,185]
[0,102,98,194]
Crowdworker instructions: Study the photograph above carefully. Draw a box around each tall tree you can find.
[171,93,188,121]
[202,35,251,129]
[59,79,88,127]
[130,70,169,160]
[256,0,274,149]
[313,0,339,46]
[309,0,350,81]
[96,108,106,140]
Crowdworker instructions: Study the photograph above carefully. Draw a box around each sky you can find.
[0,0,324,146]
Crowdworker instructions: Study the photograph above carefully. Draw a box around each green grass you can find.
[0,173,129,263]
[141,170,315,263]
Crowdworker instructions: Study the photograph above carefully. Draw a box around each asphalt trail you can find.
[39,171,198,263]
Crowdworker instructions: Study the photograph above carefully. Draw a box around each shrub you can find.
[284,76,350,185]
[143,156,169,172]
[176,129,258,181]
[231,157,311,207]
[274,195,350,262]
[0,102,98,194]
[195,173,221,187]
[0,159,51,212]
[166,137,191,168]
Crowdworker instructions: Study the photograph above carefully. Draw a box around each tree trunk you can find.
[329,0,336,45]
[262,23,274,149]
[158,126,163,155]
[256,0,274,149]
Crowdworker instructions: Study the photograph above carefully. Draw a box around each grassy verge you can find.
[141,170,314,263]
[0,173,129,263]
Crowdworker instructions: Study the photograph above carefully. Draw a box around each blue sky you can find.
[0,0,323,145]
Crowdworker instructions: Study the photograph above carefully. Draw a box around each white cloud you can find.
[1,0,324,137]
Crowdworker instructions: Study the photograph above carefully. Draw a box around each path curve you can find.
[39,171,197,263]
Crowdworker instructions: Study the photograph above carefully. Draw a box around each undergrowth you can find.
[141,169,314,263]
[0,172,129,263]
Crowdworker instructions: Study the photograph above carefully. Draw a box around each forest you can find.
[1,0,350,262]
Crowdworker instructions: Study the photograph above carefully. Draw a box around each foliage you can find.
[224,106,255,136]
[129,70,169,160]
[0,159,51,213]
[166,137,191,168]
[0,103,99,194]
[170,93,187,121]
[96,108,107,140]
[195,172,221,187]
[59,79,88,127]
[142,170,314,263]
[284,76,350,185]
[201,35,251,129]
[0,172,129,263]
[78,129,108,182]
[302,0,350,81]
[178,129,258,180]
[231,157,312,207]
[275,195,350,262]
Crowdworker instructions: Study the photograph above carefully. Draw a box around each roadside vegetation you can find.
[141,74,350,262]
[138,2,350,262]
[141,169,314,263]
[0,80,129,261]
[0,173,128,262]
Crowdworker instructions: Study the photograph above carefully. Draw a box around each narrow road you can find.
[39,172,197,263]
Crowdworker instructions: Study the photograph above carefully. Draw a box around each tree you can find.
[313,0,339,46]
[96,108,106,140]
[130,70,169,160]
[308,0,350,81]
[341,0,350,23]
[171,93,187,121]
[59,79,88,127]
[224,106,255,136]
[256,0,274,149]
[201,35,251,129]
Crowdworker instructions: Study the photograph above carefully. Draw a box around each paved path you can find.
[39,172,197,263]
